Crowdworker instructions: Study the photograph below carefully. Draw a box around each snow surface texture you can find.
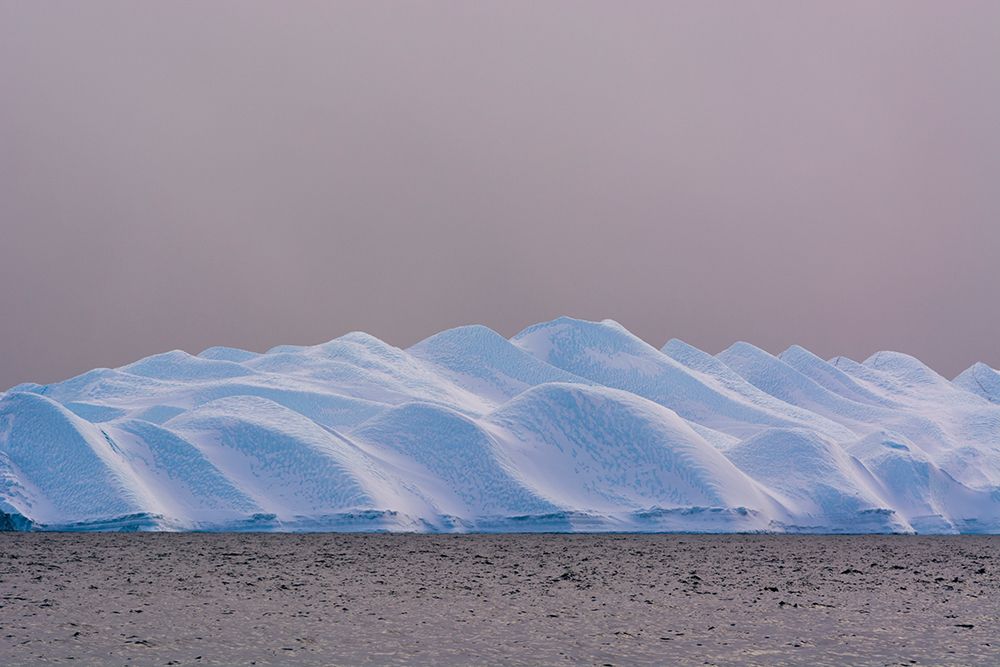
[2,318,999,533]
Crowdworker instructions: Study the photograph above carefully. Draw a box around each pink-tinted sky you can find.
[1,1,999,388]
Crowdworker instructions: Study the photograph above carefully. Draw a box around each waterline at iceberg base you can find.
[2,317,999,534]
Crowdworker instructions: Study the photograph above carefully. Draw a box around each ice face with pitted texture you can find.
[2,317,999,533]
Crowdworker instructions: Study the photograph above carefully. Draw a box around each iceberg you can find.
[2,317,998,533]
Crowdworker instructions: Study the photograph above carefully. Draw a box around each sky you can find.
[1,1,999,389]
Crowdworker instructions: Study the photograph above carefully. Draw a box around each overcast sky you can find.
[2,1,999,388]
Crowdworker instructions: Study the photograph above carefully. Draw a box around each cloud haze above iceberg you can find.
[1,1,999,389]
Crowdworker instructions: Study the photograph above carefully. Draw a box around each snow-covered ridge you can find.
[2,317,999,533]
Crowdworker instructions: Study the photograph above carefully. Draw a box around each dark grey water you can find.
[1,534,997,666]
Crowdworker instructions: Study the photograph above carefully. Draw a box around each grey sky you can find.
[2,1,999,389]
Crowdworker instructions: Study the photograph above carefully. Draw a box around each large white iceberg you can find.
[2,317,998,533]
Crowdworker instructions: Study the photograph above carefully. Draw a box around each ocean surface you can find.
[1,533,997,666]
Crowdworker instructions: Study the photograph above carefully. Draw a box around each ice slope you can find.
[197,346,260,363]
[779,345,900,408]
[244,332,495,414]
[1,316,999,533]
[513,318,858,442]
[719,342,893,426]
[724,428,908,533]
[0,392,149,527]
[408,325,590,403]
[660,337,855,442]
[164,396,431,526]
[846,431,1000,533]
[954,362,1000,403]
[485,383,779,529]
[351,401,557,519]
[121,350,256,381]
[721,343,1000,488]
